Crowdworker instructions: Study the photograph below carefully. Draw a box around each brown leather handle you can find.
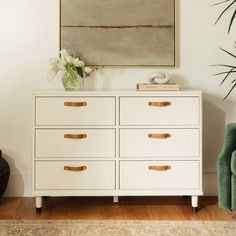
[148,133,171,139]
[64,134,87,139]
[148,166,171,171]
[64,102,87,107]
[64,166,87,171]
[148,102,171,107]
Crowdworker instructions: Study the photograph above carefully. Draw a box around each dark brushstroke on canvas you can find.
[62,25,173,29]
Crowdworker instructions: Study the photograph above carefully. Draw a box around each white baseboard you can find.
[3,172,218,197]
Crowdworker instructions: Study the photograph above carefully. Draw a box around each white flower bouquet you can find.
[48,49,94,90]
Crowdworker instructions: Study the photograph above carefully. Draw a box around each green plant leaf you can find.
[215,0,236,25]
[219,47,236,59]
[212,0,231,7]
[76,67,84,78]
[213,2,236,99]
[211,63,236,68]
[212,46,236,99]
[220,67,235,85]
[228,8,236,33]
[214,70,236,76]
[223,82,236,100]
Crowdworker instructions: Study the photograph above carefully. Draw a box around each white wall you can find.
[0,0,236,196]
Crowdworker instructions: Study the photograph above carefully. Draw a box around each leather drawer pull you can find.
[148,102,171,107]
[148,133,171,139]
[149,166,171,171]
[64,166,87,171]
[64,102,87,107]
[64,134,87,139]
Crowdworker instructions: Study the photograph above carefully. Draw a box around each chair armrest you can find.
[217,123,236,210]
[231,151,236,176]
[218,123,236,164]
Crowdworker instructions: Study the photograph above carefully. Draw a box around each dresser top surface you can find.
[33,89,202,97]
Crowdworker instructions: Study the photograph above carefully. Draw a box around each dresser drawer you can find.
[120,129,199,158]
[35,161,115,190]
[120,97,199,126]
[35,129,115,158]
[120,161,199,190]
[35,97,115,126]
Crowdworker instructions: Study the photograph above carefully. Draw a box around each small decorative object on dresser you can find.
[48,49,95,91]
[137,72,180,91]
[0,150,10,197]
[148,72,170,84]
[32,90,202,213]
[137,83,180,91]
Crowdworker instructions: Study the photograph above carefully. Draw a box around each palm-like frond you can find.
[223,82,236,100]
[214,0,236,33]
[220,67,236,84]
[212,63,236,68]
[219,47,236,59]
[213,70,236,75]
[212,45,236,100]
[211,0,231,6]
[228,9,236,32]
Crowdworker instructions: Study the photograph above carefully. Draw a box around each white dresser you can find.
[33,90,202,213]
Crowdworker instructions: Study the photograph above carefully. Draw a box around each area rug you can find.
[0,220,236,236]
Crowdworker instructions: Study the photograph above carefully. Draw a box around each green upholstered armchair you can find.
[218,123,236,210]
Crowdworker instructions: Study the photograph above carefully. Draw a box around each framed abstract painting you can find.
[60,0,176,66]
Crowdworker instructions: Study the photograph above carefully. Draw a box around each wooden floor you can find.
[0,196,234,220]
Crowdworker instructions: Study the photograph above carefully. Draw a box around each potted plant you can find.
[213,0,236,100]
[0,150,10,197]
[48,49,95,91]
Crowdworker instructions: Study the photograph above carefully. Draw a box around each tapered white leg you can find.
[113,196,119,203]
[35,196,42,213]
[191,196,198,213]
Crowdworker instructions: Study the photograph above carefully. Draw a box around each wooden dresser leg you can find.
[191,195,198,213]
[113,196,119,203]
[35,196,42,213]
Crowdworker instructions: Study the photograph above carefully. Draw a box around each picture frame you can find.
[60,0,176,67]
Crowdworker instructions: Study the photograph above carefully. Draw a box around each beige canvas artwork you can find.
[60,0,175,66]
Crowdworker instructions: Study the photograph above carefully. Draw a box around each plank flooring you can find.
[0,196,234,220]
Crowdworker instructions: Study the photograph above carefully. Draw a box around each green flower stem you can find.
[62,67,79,90]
